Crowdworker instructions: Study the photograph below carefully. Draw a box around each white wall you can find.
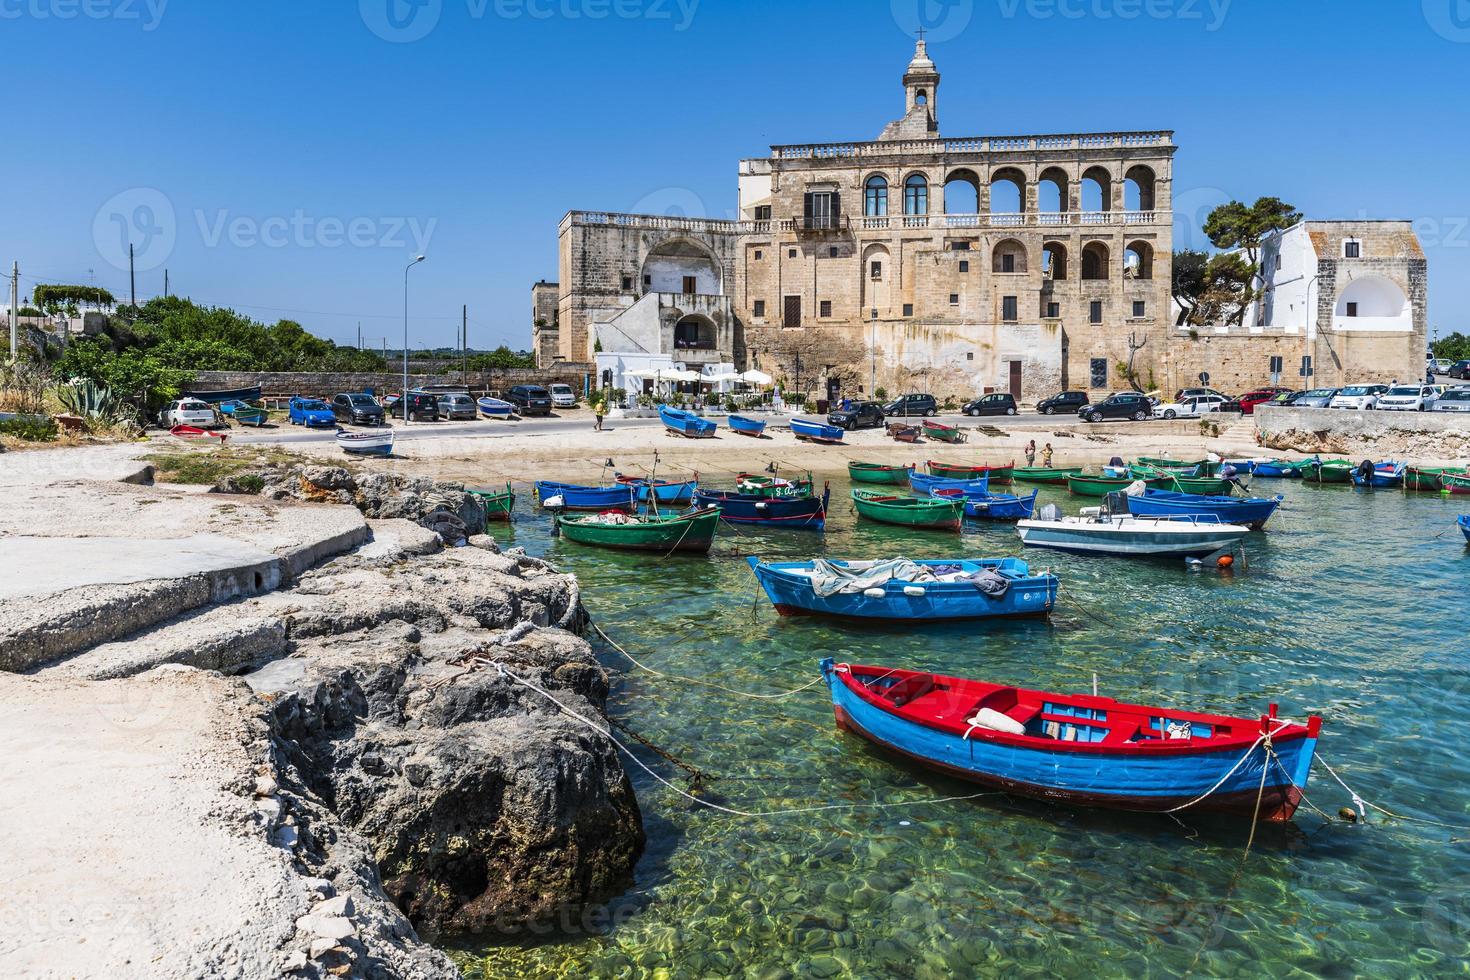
[643,254,721,295]
[1251,223,1318,334]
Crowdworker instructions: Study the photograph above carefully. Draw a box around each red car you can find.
[1237,387,1293,415]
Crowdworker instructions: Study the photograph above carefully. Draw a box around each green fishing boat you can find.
[556,506,721,553]
[927,461,1015,484]
[736,472,814,497]
[1303,460,1354,484]
[1013,466,1084,485]
[1442,472,1470,495]
[851,489,964,529]
[233,405,270,427]
[1156,475,1236,495]
[848,462,915,485]
[1136,456,1206,471]
[1066,474,1171,497]
[1405,466,1463,492]
[468,483,517,521]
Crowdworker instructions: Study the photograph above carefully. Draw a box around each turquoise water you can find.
[456,478,1470,978]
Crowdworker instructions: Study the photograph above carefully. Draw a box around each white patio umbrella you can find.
[703,372,743,383]
[740,370,774,386]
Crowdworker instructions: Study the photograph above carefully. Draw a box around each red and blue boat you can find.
[727,414,768,438]
[616,473,699,505]
[693,484,830,530]
[1350,461,1407,489]
[750,557,1056,621]
[534,480,638,512]
[821,659,1322,822]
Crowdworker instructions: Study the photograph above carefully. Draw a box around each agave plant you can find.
[57,379,136,426]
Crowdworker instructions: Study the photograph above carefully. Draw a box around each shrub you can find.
[874,387,889,401]
[0,416,59,441]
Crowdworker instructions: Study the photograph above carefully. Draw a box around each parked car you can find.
[1448,360,1470,380]
[1328,384,1390,411]
[1377,384,1439,411]
[506,384,554,416]
[1263,390,1303,407]
[1173,387,1229,403]
[1036,391,1089,416]
[1433,387,1470,413]
[287,397,337,428]
[387,391,441,421]
[1080,391,1153,423]
[1432,358,1453,375]
[548,383,578,409]
[1150,398,1206,420]
[1293,388,1341,409]
[436,392,479,421]
[883,393,937,417]
[962,393,1018,417]
[827,400,886,430]
[331,392,385,426]
[160,398,219,428]
[1236,387,1293,415]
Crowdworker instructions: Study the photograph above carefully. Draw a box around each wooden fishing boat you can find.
[659,405,717,439]
[1252,459,1308,478]
[887,422,922,443]
[1066,474,1170,498]
[1442,472,1470,496]
[478,396,515,418]
[169,424,228,444]
[533,481,637,512]
[557,506,721,554]
[820,660,1322,822]
[851,489,964,529]
[232,405,269,427]
[910,471,989,496]
[791,418,845,444]
[184,386,262,405]
[468,483,516,521]
[1303,459,1354,484]
[1017,512,1248,558]
[848,462,915,485]
[1123,489,1283,531]
[928,461,1014,485]
[735,473,813,497]
[616,473,699,505]
[1155,475,1236,496]
[748,557,1058,621]
[1405,466,1463,492]
[930,486,1039,522]
[1350,462,1406,489]
[1132,463,1203,479]
[1137,456,1205,469]
[727,414,767,438]
[921,420,967,444]
[1459,515,1470,542]
[693,485,830,529]
[1013,466,1083,485]
[337,429,394,457]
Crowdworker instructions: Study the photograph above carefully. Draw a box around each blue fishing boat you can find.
[820,660,1322,822]
[930,486,1039,521]
[790,418,844,444]
[909,471,990,496]
[750,557,1057,621]
[1124,489,1284,531]
[727,414,767,438]
[1350,461,1407,489]
[533,481,637,512]
[1460,515,1470,543]
[1253,460,1305,479]
[693,485,830,530]
[659,405,717,439]
[616,473,699,505]
[478,396,515,418]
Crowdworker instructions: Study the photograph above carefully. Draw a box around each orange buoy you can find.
[1217,555,1235,569]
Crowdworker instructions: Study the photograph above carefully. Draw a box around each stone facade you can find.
[531,280,560,369]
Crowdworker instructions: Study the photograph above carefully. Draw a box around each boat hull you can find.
[791,418,844,443]
[852,491,964,529]
[1444,473,1470,496]
[932,487,1039,521]
[921,422,966,444]
[727,415,767,437]
[659,405,717,439]
[534,481,638,512]
[1460,516,1470,543]
[1067,475,1168,497]
[337,433,394,457]
[694,487,829,529]
[1013,467,1083,485]
[557,508,720,553]
[1252,460,1305,478]
[1016,518,1247,558]
[929,462,1013,484]
[478,398,515,418]
[1350,464,1406,489]
[749,557,1058,621]
[848,463,914,485]
[468,485,516,521]
[1125,490,1282,530]
[617,475,699,504]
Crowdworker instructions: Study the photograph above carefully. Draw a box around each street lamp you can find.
[403,255,426,424]
[870,307,878,396]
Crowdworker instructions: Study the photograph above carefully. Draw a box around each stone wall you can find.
[189,366,594,399]
[1255,405,1470,461]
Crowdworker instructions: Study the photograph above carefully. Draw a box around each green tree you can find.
[32,284,116,315]
[1203,197,1302,324]
[1172,251,1254,327]
[1432,332,1470,362]
[465,346,535,370]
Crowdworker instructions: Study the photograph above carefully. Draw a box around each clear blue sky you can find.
[3,0,1466,349]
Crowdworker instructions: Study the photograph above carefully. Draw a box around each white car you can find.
[548,383,578,409]
[1432,358,1453,375]
[160,399,218,428]
[1376,385,1439,411]
[1151,396,1222,420]
[1329,384,1389,410]
[1433,388,1470,413]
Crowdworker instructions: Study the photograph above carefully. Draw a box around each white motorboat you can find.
[1015,511,1247,558]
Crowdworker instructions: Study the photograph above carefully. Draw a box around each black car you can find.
[962,393,1017,417]
[1080,392,1153,423]
[884,393,937,417]
[1450,360,1470,380]
[331,392,385,426]
[507,384,553,416]
[827,401,886,430]
[387,391,441,421]
[1036,391,1089,416]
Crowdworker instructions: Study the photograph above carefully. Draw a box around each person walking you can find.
[1041,443,1054,467]
[1025,439,1037,467]
[592,390,606,432]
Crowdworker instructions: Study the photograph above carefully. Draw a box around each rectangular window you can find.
[1089,300,1103,324]
[1046,302,1060,318]
[1002,296,1018,321]
[951,241,971,251]
[1132,301,1146,318]
[1090,358,1108,388]
[783,295,802,328]
[1001,253,1016,273]
[966,352,974,361]
[753,300,766,317]
[621,275,633,291]
[959,260,970,273]
[903,303,914,317]
[788,248,797,259]
[950,293,960,306]
[870,261,883,280]
[819,300,832,318]
[829,246,839,258]
[754,249,763,260]
[754,205,771,221]
[1344,240,1361,258]
[804,191,839,230]
[1346,301,1358,317]
[682,276,697,295]
[643,274,651,287]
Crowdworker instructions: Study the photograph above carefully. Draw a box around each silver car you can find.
[1433,388,1470,413]
[1328,384,1389,410]
[436,392,479,420]
[1293,388,1340,408]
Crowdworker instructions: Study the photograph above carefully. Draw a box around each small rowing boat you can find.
[887,422,922,443]
[478,397,515,418]
[1350,461,1407,489]
[693,485,830,529]
[736,473,813,497]
[748,557,1058,621]
[337,429,394,457]
[1066,474,1169,498]
[467,483,516,521]
[659,405,717,439]
[851,489,964,530]
[1252,459,1307,478]
[1123,489,1282,530]
[930,486,1039,522]
[169,424,228,444]
[1459,515,1470,542]
[791,418,845,444]
[820,660,1322,821]
[909,471,989,496]
[1442,472,1470,496]
[617,473,699,505]
[1013,466,1083,485]
[556,506,721,553]
[848,462,914,485]
[1303,459,1355,485]
[921,420,966,444]
[727,414,767,438]
[1405,466,1463,492]
[927,461,1014,484]
[534,481,638,512]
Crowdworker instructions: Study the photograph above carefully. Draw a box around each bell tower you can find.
[879,35,941,141]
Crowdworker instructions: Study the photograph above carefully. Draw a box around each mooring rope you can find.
[589,621,825,701]
[1315,754,1470,833]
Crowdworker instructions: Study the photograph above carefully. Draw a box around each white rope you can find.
[590,622,825,701]
[1160,725,1282,814]
[495,663,996,818]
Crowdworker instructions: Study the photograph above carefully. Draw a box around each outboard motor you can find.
[1357,459,1376,481]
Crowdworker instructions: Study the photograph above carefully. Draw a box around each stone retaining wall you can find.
[1255,405,1470,460]
[190,366,594,398]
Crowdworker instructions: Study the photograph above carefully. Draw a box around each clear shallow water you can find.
[453,478,1470,978]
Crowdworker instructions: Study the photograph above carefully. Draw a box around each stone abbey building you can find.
[538,41,1423,402]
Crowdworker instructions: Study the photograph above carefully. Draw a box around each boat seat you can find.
[883,674,935,707]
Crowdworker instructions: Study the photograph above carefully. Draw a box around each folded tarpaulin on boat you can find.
[805,559,1007,598]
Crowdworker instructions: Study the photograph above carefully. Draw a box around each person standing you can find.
[1025,439,1037,467]
[1041,443,1054,467]
[592,390,606,432]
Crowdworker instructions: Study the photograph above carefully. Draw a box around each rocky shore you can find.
[0,448,644,979]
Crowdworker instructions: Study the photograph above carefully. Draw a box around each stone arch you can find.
[1336,275,1408,318]
[989,167,1026,217]
[862,242,893,311]
[1042,242,1068,280]
[943,168,981,213]
[1124,240,1154,280]
[673,313,717,351]
[992,238,1028,274]
[1124,164,1156,212]
[1038,167,1069,221]
[1081,241,1110,280]
[642,237,723,295]
[903,173,930,215]
[1081,166,1113,215]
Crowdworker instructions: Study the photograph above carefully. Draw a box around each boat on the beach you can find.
[791,418,845,444]
[1013,466,1084,485]
[219,399,269,427]
[478,396,516,418]
[819,659,1322,822]
[467,483,517,521]
[929,486,1039,522]
[851,489,964,529]
[557,506,721,553]
[727,414,767,438]
[1350,461,1407,489]
[659,405,717,439]
[921,420,966,444]
[1123,489,1283,530]
[747,557,1058,621]
[616,473,699,505]
[693,485,830,529]
[534,481,638,512]
[928,461,1014,484]
[184,385,263,405]
[848,462,914,485]
[337,429,394,457]
[169,424,229,443]
[1017,510,1248,558]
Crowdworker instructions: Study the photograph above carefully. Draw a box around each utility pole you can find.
[163,269,169,298]
[461,305,468,387]
[9,262,17,361]
[357,322,362,350]
[129,244,136,308]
